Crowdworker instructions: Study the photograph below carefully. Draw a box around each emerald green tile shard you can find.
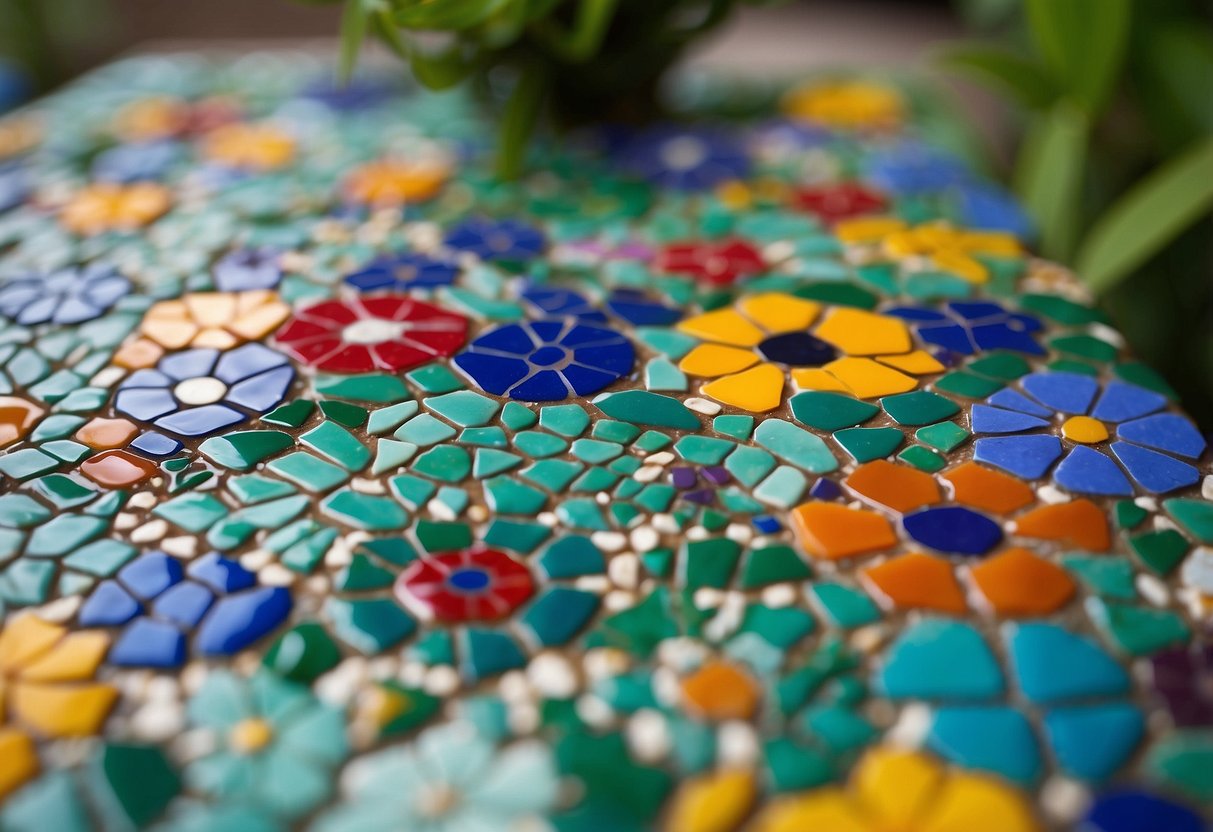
[880,390,961,426]
[834,426,902,462]
[754,420,838,473]
[682,538,742,589]
[592,390,700,430]
[425,390,500,427]
[790,391,880,431]
[315,373,412,402]
[199,430,293,470]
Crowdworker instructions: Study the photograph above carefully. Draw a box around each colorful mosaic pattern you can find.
[0,55,1209,832]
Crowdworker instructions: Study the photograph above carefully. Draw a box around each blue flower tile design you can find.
[213,247,282,291]
[78,550,291,667]
[614,126,750,190]
[0,262,130,326]
[455,319,634,401]
[971,371,1205,494]
[115,342,294,437]
[521,285,608,322]
[888,300,1044,356]
[344,251,461,292]
[444,218,546,261]
[93,141,182,183]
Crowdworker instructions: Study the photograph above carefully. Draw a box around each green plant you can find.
[940,0,1213,426]
[322,0,781,179]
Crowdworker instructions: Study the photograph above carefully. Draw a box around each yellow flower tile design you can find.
[0,614,117,799]
[140,290,292,350]
[60,182,171,236]
[782,80,904,130]
[836,218,1023,284]
[0,116,41,160]
[677,294,941,410]
[202,122,296,171]
[749,746,1041,832]
[111,96,188,142]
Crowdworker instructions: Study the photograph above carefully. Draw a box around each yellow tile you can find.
[1062,415,1109,444]
[919,773,1041,832]
[679,344,760,378]
[0,614,63,671]
[878,349,944,375]
[749,790,869,832]
[0,728,38,800]
[932,248,988,283]
[678,309,766,347]
[702,364,785,412]
[663,770,755,832]
[853,748,942,830]
[231,299,289,340]
[792,368,849,392]
[823,357,917,398]
[958,229,1023,256]
[192,328,240,349]
[815,308,911,356]
[738,292,821,333]
[19,631,109,683]
[10,681,117,738]
[835,216,906,245]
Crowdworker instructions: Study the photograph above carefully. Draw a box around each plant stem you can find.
[496,60,547,181]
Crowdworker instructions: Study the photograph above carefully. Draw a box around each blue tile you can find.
[1116,413,1206,459]
[1045,703,1144,782]
[195,587,292,655]
[1090,381,1167,423]
[902,506,1002,555]
[1005,623,1129,704]
[876,618,1004,700]
[928,706,1041,784]
[1111,441,1201,494]
[971,405,1049,434]
[973,434,1062,479]
[1021,371,1099,414]
[109,618,187,667]
[1053,446,1133,496]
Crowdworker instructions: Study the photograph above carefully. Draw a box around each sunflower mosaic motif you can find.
[0,54,1208,832]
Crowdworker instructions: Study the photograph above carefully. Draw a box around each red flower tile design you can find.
[654,240,765,286]
[792,182,887,224]
[273,295,467,373]
[394,548,535,623]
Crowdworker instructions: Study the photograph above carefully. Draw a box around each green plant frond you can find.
[1077,137,1213,293]
[532,0,620,63]
[392,0,515,32]
[933,41,1057,110]
[1013,99,1088,262]
[1025,0,1130,116]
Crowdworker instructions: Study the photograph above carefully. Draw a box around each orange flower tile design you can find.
[201,122,296,171]
[861,552,968,615]
[791,502,898,561]
[845,459,941,513]
[342,159,451,207]
[60,182,171,235]
[969,548,1076,617]
[1014,499,1110,552]
[942,462,1035,514]
[140,290,291,350]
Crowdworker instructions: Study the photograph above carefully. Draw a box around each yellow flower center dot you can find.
[1062,415,1109,444]
[229,718,273,754]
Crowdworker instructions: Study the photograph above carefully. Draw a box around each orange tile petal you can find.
[791,502,897,561]
[861,552,967,614]
[942,462,1034,514]
[79,450,158,488]
[1014,499,1110,552]
[681,661,761,720]
[75,417,138,450]
[845,459,940,512]
[969,548,1075,617]
[0,397,44,449]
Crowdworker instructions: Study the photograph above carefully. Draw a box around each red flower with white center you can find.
[273,295,467,374]
[791,182,887,224]
[654,240,765,286]
[394,548,534,623]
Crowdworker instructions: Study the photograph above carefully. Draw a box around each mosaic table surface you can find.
[0,51,1209,832]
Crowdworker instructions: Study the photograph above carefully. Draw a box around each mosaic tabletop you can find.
[0,51,1209,832]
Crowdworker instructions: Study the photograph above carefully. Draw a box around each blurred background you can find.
[1,0,1211,428]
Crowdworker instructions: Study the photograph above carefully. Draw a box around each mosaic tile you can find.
[0,53,1209,831]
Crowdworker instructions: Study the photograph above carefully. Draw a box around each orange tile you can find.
[845,460,940,513]
[861,552,967,614]
[969,548,1075,617]
[112,338,164,370]
[0,397,44,448]
[791,502,897,561]
[75,417,138,450]
[681,661,761,720]
[79,450,157,488]
[942,462,1034,514]
[1014,499,1110,552]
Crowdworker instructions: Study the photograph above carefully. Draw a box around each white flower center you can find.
[342,318,407,345]
[173,376,227,405]
[660,137,708,171]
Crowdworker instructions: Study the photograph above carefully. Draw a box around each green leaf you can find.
[1026,0,1130,114]
[338,0,369,82]
[934,42,1057,110]
[1013,100,1088,261]
[1141,24,1213,136]
[1076,138,1213,293]
[409,43,476,90]
[393,0,510,31]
